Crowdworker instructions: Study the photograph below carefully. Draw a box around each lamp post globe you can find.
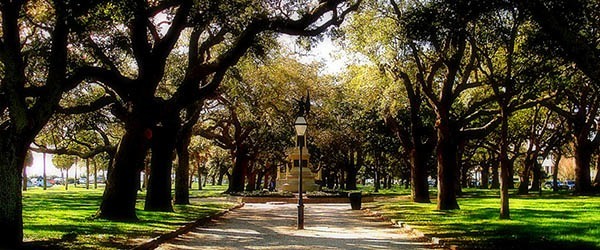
[295,116,307,136]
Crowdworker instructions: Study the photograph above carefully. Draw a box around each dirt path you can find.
[156,203,434,249]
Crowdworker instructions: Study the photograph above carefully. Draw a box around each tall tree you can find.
[400,0,503,210]
[88,0,360,219]
[545,72,600,194]
[0,1,109,246]
[52,154,76,190]
[344,0,435,202]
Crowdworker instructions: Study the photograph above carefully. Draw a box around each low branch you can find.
[30,143,115,159]
[56,95,116,114]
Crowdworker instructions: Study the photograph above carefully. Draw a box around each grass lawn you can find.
[364,188,600,249]
[22,184,234,249]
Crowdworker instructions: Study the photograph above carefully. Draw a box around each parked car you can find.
[26,180,35,188]
[544,180,562,189]
[562,180,575,190]
[52,177,64,185]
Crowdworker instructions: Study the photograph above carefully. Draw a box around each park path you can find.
[155,203,435,250]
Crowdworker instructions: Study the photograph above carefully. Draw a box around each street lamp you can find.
[537,155,544,196]
[294,116,307,230]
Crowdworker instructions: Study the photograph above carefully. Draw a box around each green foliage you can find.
[52,154,76,170]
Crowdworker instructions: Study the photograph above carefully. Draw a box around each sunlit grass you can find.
[188,183,229,198]
[22,185,236,249]
[365,188,600,249]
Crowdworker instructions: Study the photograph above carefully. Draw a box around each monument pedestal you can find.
[277,147,319,192]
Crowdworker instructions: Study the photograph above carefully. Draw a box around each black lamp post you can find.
[294,116,307,230]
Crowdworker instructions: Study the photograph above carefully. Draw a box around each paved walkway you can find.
[156,203,435,249]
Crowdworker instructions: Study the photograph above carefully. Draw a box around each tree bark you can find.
[97,127,149,220]
[574,140,593,193]
[499,111,511,219]
[481,164,489,189]
[530,163,541,192]
[22,164,27,191]
[518,161,532,195]
[461,165,469,188]
[245,163,256,192]
[0,136,28,247]
[508,158,516,189]
[553,153,562,192]
[374,168,380,193]
[143,159,150,190]
[491,160,500,189]
[174,129,192,205]
[345,151,358,190]
[411,146,431,202]
[436,119,460,210]
[145,125,177,212]
[226,145,248,193]
[218,171,225,186]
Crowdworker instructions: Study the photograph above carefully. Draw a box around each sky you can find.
[278,34,349,75]
[28,152,61,177]
[28,152,90,178]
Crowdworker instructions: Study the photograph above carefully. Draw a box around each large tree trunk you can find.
[530,163,542,192]
[373,169,381,193]
[217,171,225,186]
[97,127,149,220]
[345,151,358,190]
[508,158,516,189]
[256,170,265,191]
[491,160,500,189]
[574,140,593,193]
[411,146,431,202]
[326,169,335,189]
[198,163,204,190]
[499,112,511,219]
[553,153,562,192]
[436,119,460,210]
[174,129,192,205]
[461,165,469,188]
[226,146,248,193]
[481,164,489,189]
[142,159,150,190]
[518,158,533,195]
[245,163,256,192]
[145,125,177,212]
[0,136,28,248]
[22,164,27,191]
